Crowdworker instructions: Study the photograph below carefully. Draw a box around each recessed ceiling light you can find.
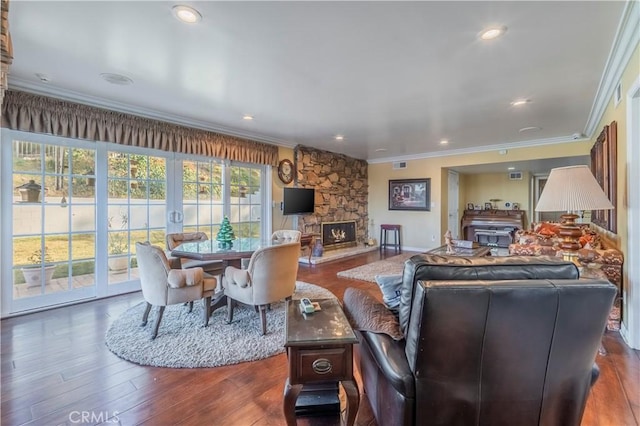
[375,148,387,152]
[479,26,507,41]
[100,73,133,85]
[334,135,344,141]
[440,139,449,145]
[172,5,202,24]
[508,167,515,171]
[242,115,254,121]
[511,99,531,106]
[519,126,542,133]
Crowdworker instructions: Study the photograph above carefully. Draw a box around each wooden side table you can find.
[283,298,360,425]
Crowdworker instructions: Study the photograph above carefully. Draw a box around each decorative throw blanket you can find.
[342,287,404,340]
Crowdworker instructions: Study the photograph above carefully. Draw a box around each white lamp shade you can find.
[535,165,614,212]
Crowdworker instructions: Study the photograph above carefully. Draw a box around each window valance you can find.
[1,90,279,166]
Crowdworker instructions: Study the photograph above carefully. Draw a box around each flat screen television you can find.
[283,187,315,215]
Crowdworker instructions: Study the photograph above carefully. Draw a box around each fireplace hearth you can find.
[321,220,357,250]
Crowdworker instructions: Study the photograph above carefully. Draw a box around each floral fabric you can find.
[509,222,623,288]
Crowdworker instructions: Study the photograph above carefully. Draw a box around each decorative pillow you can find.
[516,231,538,245]
[536,222,560,237]
[580,230,602,249]
[374,274,403,312]
[343,288,404,340]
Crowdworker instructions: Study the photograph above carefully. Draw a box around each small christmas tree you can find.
[216,216,236,249]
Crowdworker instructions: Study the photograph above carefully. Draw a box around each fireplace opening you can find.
[321,220,357,250]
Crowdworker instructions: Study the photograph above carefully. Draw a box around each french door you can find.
[1,130,270,316]
[171,156,268,248]
[3,133,100,313]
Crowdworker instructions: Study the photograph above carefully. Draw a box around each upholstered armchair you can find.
[271,229,302,243]
[223,241,301,334]
[135,242,217,339]
[166,232,224,276]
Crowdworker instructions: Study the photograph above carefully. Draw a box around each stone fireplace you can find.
[321,220,357,250]
[293,145,369,245]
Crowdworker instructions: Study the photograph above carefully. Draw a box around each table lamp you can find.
[535,165,614,259]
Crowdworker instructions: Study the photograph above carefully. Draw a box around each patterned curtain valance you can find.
[1,90,279,166]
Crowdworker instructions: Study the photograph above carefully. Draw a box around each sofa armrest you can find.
[359,330,415,398]
[224,265,250,288]
[577,248,624,266]
[167,267,203,288]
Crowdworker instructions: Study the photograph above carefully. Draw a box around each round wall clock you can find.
[278,159,294,184]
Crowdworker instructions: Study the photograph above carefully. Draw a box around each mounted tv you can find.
[283,187,315,215]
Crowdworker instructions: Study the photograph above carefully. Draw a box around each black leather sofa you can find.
[343,255,617,426]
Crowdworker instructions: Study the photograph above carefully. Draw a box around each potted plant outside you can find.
[21,247,56,287]
[108,213,129,273]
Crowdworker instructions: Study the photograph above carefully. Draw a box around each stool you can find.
[380,224,402,253]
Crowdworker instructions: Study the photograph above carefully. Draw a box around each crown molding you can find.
[10,0,637,161]
[584,0,640,137]
[7,77,297,148]
[367,135,588,164]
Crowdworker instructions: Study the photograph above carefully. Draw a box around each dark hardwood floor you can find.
[1,250,638,426]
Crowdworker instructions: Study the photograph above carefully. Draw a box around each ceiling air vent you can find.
[393,161,407,170]
[508,171,523,180]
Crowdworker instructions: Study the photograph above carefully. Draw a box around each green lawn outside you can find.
[12,231,166,284]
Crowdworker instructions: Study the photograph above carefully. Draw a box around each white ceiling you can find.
[7,1,626,169]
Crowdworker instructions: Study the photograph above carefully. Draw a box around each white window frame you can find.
[1,130,272,317]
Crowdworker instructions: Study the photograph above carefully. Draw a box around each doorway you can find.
[532,175,562,223]
[447,171,460,238]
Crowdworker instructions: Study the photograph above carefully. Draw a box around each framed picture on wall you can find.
[389,178,431,211]
[591,121,617,233]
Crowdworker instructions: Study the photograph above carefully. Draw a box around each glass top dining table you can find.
[170,238,272,262]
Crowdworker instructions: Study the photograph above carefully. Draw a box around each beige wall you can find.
[459,172,531,227]
[276,45,639,256]
[368,142,592,251]
[272,146,295,231]
[589,43,639,326]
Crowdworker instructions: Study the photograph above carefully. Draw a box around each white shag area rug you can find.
[336,253,414,283]
[105,281,335,368]
[336,249,510,282]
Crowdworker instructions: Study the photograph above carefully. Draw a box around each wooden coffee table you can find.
[428,244,492,257]
[283,298,359,425]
